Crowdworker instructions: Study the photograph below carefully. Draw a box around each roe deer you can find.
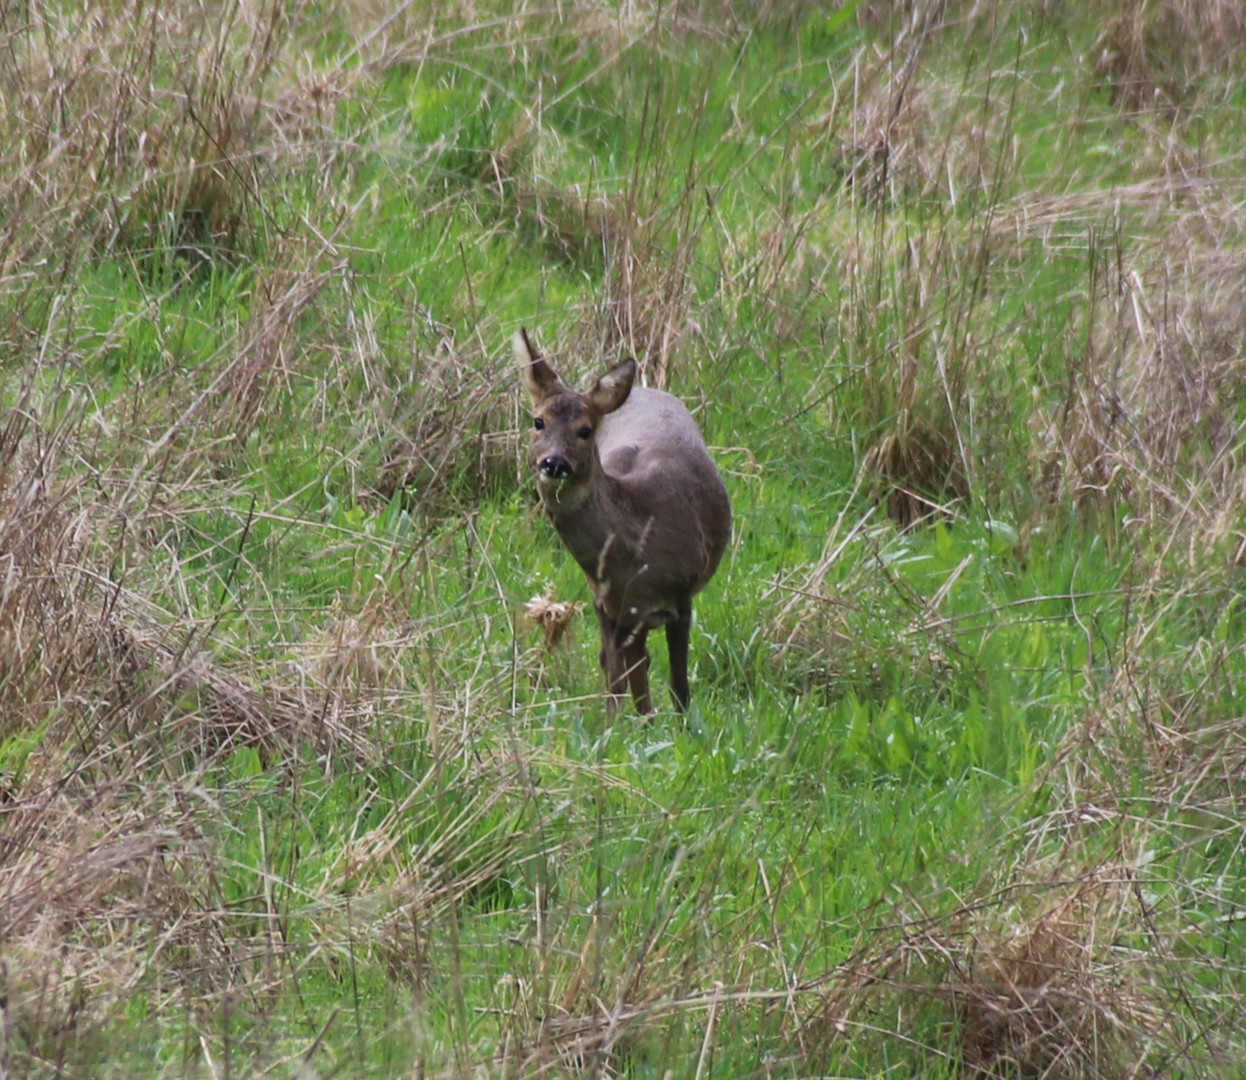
[516,329,731,714]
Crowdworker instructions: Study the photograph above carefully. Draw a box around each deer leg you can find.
[595,604,628,711]
[620,623,652,716]
[666,605,693,711]
[597,607,654,715]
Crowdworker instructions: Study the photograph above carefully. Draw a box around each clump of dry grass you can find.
[834,29,936,209]
[828,3,1032,215]
[796,778,1239,1078]
[525,586,584,650]
[991,591,1246,1074]
[840,224,983,532]
[374,333,520,514]
[0,415,200,1061]
[856,0,1010,38]
[501,118,712,390]
[1,778,209,1066]
[0,392,387,761]
[481,10,717,389]
[510,180,622,270]
[800,869,1162,1078]
[874,547,1246,1076]
[1090,0,1246,114]
[0,399,111,746]
[1030,202,1246,541]
[596,197,707,391]
[481,119,623,270]
[223,240,347,446]
[815,35,1028,532]
[832,48,1243,542]
[952,874,1149,1078]
[0,0,291,280]
[862,416,970,529]
[0,375,393,1069]
[765,501,971,700]
[518,585,587,706]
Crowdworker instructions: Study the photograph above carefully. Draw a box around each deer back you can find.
[593,385,730,602]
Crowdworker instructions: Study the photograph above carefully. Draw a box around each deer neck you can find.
[541,470,631,582]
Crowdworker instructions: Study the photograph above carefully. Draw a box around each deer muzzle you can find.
[537,455,573,480]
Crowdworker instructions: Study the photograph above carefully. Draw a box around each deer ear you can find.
[589,358,636,414]
[515,330,562,403]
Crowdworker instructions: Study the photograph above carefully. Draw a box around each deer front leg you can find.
[620,624,652,716]
[595,604,628,712]
[596,605,653,714]
[665,605,693,711]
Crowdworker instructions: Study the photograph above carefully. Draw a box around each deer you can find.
[516,329,731,715]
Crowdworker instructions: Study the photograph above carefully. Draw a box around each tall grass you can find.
[1,0,1244,1076]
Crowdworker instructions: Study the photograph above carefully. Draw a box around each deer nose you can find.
[538,455,573,480]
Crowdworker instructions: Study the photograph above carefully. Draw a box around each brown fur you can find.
[516,330,731,714]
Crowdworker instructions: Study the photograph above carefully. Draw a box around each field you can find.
[2,0,1245,1076]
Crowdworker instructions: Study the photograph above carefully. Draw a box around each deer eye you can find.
[576,426,592,440]
[533,417,545,431]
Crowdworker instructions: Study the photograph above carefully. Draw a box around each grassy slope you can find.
[1,0,1244,1076]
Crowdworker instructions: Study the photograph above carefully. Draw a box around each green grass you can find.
[2,0,1245,1076]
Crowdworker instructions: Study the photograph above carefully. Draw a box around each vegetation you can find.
[2,0,1245,1075]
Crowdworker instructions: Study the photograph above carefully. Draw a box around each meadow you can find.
[1,0,1245,1075]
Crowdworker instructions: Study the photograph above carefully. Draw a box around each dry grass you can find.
[488,85,714,390]
[754,10,1246,1066]
[0,291,534,1074]
[0,383,405,1068]
[839,214,985,533]
[799,869,1164,1078]
[862,418,970,529]
[791,640,1245,1078]
[0,248,414,1078]
[800,7,1246,539]
[374,333,521,514]
[1030,198,1246,540]
[953,873,1153,1078]
[0,422,213,1057]
[1090,0,1246,114]
[0,0,289,282]
[524,587,584,650]
[797,30,1030,529]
